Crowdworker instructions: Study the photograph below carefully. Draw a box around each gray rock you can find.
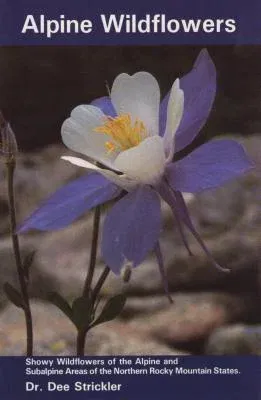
[0,301,185,356]
[0,301,76,356]
[0,145,80,236]
[31,217,105,299]
[0,236,58,307]
[205,324,261,355]
[121,295,171,318]
[128,293,254,345]
[87,322,187,356]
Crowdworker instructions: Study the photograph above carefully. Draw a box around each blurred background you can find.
[0,45,260,355]
[0,46,261,150]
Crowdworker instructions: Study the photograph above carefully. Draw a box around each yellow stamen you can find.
[94,113,147,153]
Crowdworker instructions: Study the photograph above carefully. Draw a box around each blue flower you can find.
[19,50,252,276]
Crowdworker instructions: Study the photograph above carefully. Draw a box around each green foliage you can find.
[91,293,126,329]
[48,290,127,335]
[71,296,92,331]
[48,292,73,321]
[4,282,24,309]
[22,250,36,281]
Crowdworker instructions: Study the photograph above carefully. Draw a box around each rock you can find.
[0,236,57,307]
[0,301,76,355]
[121,295,171,318]
[205,324,261,355]
[0,301,185,356]
[0,238,22,307]
[129,293,255,346]
[0,145,80,236]
[87,322,187,356]
[29,215,114,300]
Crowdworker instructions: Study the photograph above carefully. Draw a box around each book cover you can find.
[0,0,260,398]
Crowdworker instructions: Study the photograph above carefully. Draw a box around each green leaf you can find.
[91,293,126,328]
[22,250,36,280]
[48,292,73,321]
[71,296,92,331]
[4,283,24,309]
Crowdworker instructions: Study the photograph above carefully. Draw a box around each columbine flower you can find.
[19,49,252,281]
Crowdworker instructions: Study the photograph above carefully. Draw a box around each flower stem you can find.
[77,205,110,356]
[76,328,89,356]
[83,206,101,297]
[76,266,110,356]
[6,159,33,356]
[92,265,110,303]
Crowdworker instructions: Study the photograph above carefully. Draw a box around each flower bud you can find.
[0,112,18,160]
[120,262,133,283]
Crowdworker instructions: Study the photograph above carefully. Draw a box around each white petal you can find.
[61,105,116,168]
[111,72,160,136]
[61,156,99,170]
[61,156,138,191]
[164,79,184,162]
[114,136,166,185]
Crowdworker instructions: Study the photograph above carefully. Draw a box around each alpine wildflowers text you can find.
[21,14,237,39]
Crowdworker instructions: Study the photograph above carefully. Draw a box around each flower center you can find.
[94,113,147,153]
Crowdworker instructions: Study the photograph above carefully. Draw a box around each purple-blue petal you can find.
[102,186,161,274]
[174,191,229,272]
[159,49,216,153]
[160,183,228,272]
[154,242,173,304]
[158,181,193,256]
[166,139,253,193]
[18,173,120,232]
[91,96,117,117]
